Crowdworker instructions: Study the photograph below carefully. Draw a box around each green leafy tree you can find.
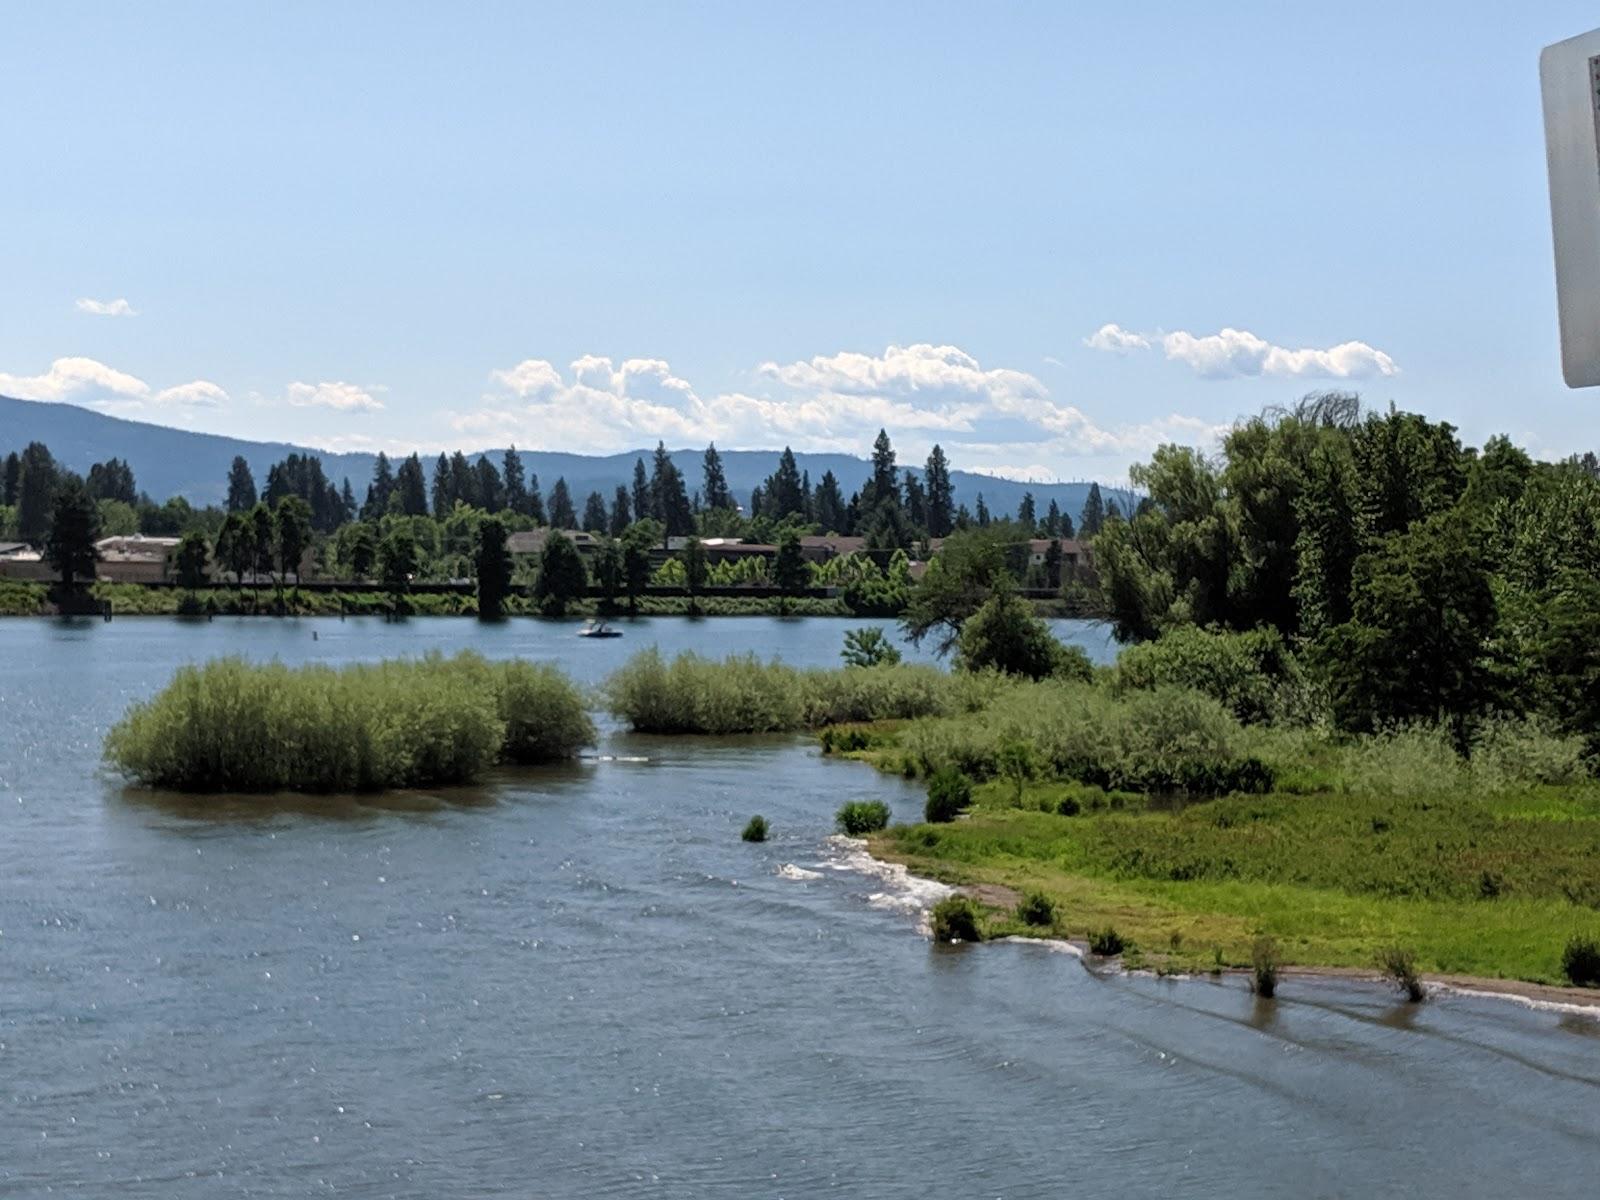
[841,626,902,668]
[535,530,588,615]
[274,495,314,585]
[901,528,1012,653]
[347,523,377,580]
[475,516,514,619]
[622,521,658,613]
[957,591,1072,680]
[773,530,809,607]
[249,504,276,596]
[215,513,250,584]
[593,537,624,611]
[378,528,418,606]
[682,536,708,605]
[175,530,210,590]
[44,475,100,592]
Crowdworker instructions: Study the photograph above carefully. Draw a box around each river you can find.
[2,616,1597,1197]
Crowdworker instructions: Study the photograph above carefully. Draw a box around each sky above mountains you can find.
[3,3,1597,483]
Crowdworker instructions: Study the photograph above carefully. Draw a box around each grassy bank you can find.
[839,696,1600,986]
[105,651,594,793]
[602,648,1007,733]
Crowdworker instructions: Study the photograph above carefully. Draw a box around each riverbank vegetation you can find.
[105,652,594,793]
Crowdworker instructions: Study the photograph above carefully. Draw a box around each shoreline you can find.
[870,847,1600,1014]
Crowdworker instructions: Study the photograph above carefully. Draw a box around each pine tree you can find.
[765,447,806,519]
[274,495,313,585]
[44,475,100,591]
[475,517,514,620]
[651,442,694,536]
[904,471,928,531]
[526,472,546,525]
[866,429,898,510]
[548,477,576,529]
[17,442,58,546]
[582,491,609,532]
[502,446,529,516]
[1017,492,1037,531]
[814,471,847,533]
[631,458,652,523]
[396,454,429,516]
[340,479,358,523]
[2,451,21,507]
[975,494,991,527]
[924,445,954,537]
[1044,498,1062,537]
[225,456,257,513]
[609,485,632,536]
[702,444,733,510]
[86,458,137,504]
[431,453,452,515]
[363,453,395,520]
[449,452,477,510]
[474,456,504,512]
[1079,482,1105,537]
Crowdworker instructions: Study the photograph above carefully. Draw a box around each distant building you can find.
[95,535,181,583]
[507,528,601,558]
[798,535,866,564]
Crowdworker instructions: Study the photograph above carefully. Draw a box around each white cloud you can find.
[460,342,1224,474]
[1085,322,1399,380]
[75,297,137,317]
[1083,323,1150,354]
[0,355,149,401]
[153,380,228,408]
[286,380,385,412]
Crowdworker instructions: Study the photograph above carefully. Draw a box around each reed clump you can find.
[104,651,594,793]
[601,649,1002,735]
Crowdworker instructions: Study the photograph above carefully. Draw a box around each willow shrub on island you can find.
[105,651,594,793]
[601,648,1004,735]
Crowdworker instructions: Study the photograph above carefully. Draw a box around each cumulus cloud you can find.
[0,356,149,401]
[153,380,228,408]
[459,342,1223,472]
[1083,324,1150,354]
[286,380,385,412]
[75,297,137,317]
[1085,323,1399,380]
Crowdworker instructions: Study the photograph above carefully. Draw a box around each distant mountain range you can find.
[0,394,1136,523]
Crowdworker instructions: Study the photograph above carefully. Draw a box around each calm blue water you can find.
[1,616,1597,1198]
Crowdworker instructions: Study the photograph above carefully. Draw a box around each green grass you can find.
[869,775,1600,984]
[105,651,594,793]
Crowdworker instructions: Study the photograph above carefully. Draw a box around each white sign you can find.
[1542,27,1600,387]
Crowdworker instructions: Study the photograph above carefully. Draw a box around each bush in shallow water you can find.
[1016,890,1055,927]
[930,895,983,943]
[835,800,891,835]
[494,660,597,764]
[1251,937,1280,998]
[104,651,592,793]
[1088,927,1126,956]
[1378,945,1426,1002]
[924,767,973,823]
[741,815,769,843]
[1562,935,1600,987]
[602,649,1002,734]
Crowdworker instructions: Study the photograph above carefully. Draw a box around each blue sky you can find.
[1,2,1595,482]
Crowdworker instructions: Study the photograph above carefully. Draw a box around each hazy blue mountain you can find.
[0,394,1136,523]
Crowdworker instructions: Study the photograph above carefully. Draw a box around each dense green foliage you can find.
[835,800,891,835]
[741,815,769,843]
[1113,626,1304,725]
[924,766,973,823]
[1563,936,1600,987]
[930,895,983,943]
[841,626,901,668]
[104,652,593,792]
[1016,890,1055,927]
[601,649,1002,734]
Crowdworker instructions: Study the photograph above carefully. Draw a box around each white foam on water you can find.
[1433,982,1600,1020]
[776,864,823,882]
[996,934,1085,960]
[819,834,953,933]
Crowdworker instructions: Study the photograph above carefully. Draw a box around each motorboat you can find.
[577,619,623,638]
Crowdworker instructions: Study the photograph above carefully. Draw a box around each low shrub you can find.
[741,815,769,843]
[835,800,892,835]
[930,895,983,943]
[1016,890,1055,927]
[924,767,973,823]
[1056,795,1081,817]
[1250,937,1280,998]
[1378,945,1426,1002]
[1088,927,1126,956]
[104,651,593,793]
[1340,724,1465,797]
[1114,625,1304,725]
[1470,716,1591,791]
[1562,935,1600,987]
